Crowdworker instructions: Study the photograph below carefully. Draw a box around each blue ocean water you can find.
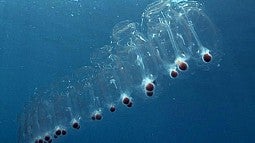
[0,0,254,143]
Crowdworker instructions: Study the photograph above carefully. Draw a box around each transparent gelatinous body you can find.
[142,0,219,76]
[18,1,220,143]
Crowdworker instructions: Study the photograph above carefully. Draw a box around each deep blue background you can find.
[0,0,254,143]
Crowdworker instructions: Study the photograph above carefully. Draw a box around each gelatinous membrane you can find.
[175,1,218,63]
[142,0,218,76]
[91,44,140,106]
[18,88,62,143]
[18,0,219,143]
[113,21,159,75]
[142,0,196,76]
[112,20,160,97]
[73,66,104,119]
